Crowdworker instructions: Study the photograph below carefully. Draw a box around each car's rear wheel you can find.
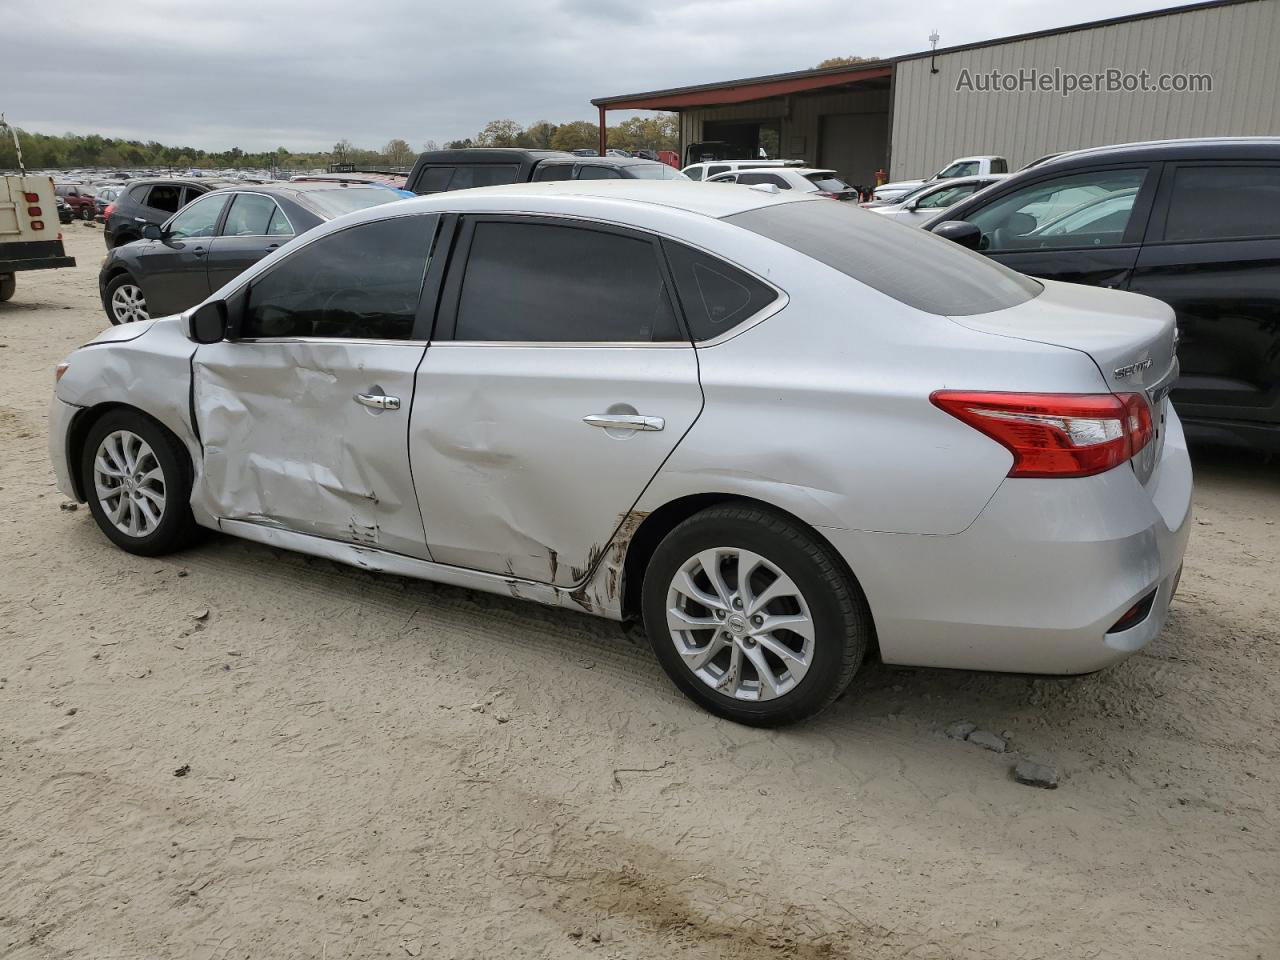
[0,273,14,302]
[105,273,149,324]
[79,205,94,221]
[642,502,871,726]
[81,410,199,556]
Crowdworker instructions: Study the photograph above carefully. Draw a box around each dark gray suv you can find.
[103,178,236,249]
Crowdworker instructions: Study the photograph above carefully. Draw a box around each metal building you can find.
[591,0,1280,185]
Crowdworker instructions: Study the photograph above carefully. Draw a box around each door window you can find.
[914,182,979,209]
[685,167,703,181]
[453,220,682,342]
[965,168,1147,251]
[532,163,574,182]
[416,166,455,193]
[221,193,281,236]
[146,184,184,213]
[707,165,730,178]
[663,241,778,341]
[448,164,521,190]
[266,205,294,236]
[182,186,207,206]
[1163,165,1280,241]
[576,165,622,180]
[167,193,230,239]
[242,215,437,340]
[937,160,979,178]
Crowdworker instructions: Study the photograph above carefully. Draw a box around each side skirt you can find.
[218,518,623,620]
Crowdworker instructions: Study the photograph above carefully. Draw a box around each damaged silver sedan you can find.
[49,181,1192,725]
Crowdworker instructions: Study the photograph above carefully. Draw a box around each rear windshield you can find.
[805,173,851,192]
[303,187,402,218]
[725,199,1041,316]
[627,164,688,180]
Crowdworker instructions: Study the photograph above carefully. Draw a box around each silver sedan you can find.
[48,181,1192,725]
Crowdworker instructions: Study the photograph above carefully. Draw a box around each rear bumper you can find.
[0,239,76,273]
[828,409,1194,674]
[48,396,82,501]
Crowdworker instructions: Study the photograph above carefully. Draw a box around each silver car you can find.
[48,182,1193,725]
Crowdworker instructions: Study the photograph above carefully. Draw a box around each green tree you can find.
[550,120,598,153]
[475,119,523,148]
[815,55,872,69]
[332,138,354,164]
[382,138,414,167]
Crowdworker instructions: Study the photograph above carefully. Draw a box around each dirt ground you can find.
[1,225,1277,960]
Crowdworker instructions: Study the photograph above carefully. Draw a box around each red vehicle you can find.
[53,183,96,221]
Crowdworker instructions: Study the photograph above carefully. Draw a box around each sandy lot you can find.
[1,225,1277,960]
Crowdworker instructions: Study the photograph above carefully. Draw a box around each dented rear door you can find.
[409,215,703,586]
[192,213,441,558]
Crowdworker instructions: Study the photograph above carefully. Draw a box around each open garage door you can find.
[819,113,888,188]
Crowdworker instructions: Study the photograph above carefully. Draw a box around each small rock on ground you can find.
[945,720,977,740]
[967,729,1007,752]
[1013,758,1059,789]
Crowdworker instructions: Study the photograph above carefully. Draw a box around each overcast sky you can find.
[4,0,1184,152]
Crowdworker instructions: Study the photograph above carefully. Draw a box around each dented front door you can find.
[193,339,430,557]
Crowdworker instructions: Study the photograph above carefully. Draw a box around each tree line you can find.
[1,114,679,172]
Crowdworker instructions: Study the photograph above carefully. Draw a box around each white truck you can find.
[873,155,1009,202]
[1,118,76,302]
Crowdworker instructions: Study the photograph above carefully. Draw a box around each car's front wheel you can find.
[81,410,199,556]
[105,273,149,324]
[79,205,94,221]
[0,273,14,302]
[642,502,871,726]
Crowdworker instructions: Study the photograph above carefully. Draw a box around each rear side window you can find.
[532,163,574,182]
[708,165,730,178]
[454,220,682,342]
[685,167,703,181]
[726,199,1041,316]
[738,172,788,188]
[146,184,183,213]
[576,165,623,180]
[1163,165,1280,241]
[243,215,437,340]
[663,241,778,341]
[991,159,1008,174]
[416,166,454,193]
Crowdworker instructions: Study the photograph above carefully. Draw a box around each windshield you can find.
[627,164,689,180]
[303,187,403,218]
[725,199,1041,316]
[805,173,851,192]
[937,161,979,179]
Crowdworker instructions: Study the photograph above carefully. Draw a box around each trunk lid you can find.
[949,278,1179,484]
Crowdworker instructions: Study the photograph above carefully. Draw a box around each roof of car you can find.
[542,155,665,168]
[125,176,240,188]
[414,148,574,164]
[400,179,807,220]
[1034,136,1280,169]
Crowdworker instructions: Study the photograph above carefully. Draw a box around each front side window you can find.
[685,167,704,181]
[167,193,230,239]
[416,166,454,193]
[707,165,730,178]
[146,184,183,213]
[663,241,778,341]
[221,193,280,236]
[242,215,437,340]
[453,220,681,342]
[1163,164,1280,242]
[964,168,1147,251]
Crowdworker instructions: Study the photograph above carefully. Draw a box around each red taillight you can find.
[931,391,1153,479]
[23,191,39,202]
[28,206,42,217]
[31,220,46,231]
[817,191,839,199]
[104,203,116,219]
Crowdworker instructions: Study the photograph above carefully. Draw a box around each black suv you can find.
[924,138,1280,450]
[103,177,235,248]
[404,148,685,194]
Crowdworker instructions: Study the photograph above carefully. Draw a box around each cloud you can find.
[0,0,1181,151]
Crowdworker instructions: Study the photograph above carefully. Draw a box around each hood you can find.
[83,318,158,347]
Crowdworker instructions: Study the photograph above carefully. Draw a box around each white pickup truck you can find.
[874,155,1009,202]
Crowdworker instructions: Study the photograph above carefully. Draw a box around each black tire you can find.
[641,502,871,726]
[80,409,199,557]
[0,273,14,302]
[79,205,94,221]
[103,272,148,325]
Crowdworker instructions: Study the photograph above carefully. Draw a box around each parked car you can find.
[51,181,1190,726]
[862,174,1008,225]
[56,195,74,224]
[53,183,96,220]
[923,137,1280,450]
[103,177,237,249]
[874,155,1009,202]
[404,149,686,193]
[683,159,805,182]
[93,185,123,222]
[707,167,859,200]
[98,182,404,324]
[1,174,77,301]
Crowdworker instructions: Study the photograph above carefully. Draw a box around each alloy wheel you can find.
[93,430,166,538]
[110,283,149,323]
[665,547,815,702]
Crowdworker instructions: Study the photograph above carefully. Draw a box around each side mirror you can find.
[186,300,227,344]
[142,223,163,241]
[932,220,983,250]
